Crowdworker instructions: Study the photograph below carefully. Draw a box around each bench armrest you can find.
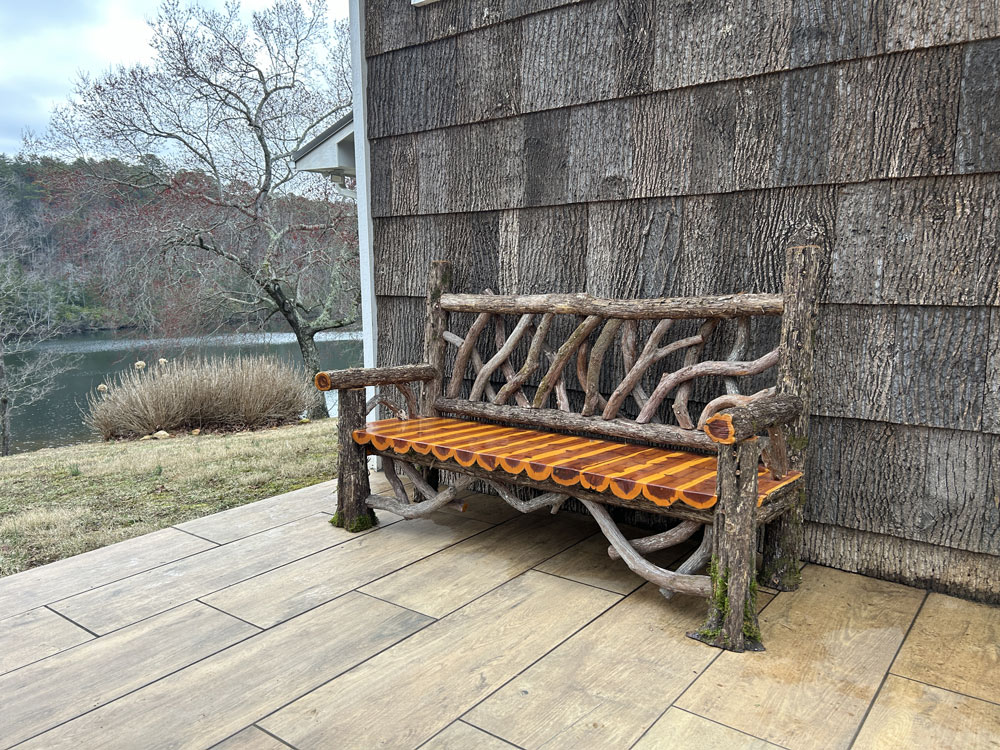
[314,363,438,391]
[702,394,803,444]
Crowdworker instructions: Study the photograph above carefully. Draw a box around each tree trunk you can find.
[296,328,329,419]
[263,280,330,420]
[0,395,10,457]
[0,341,10,457]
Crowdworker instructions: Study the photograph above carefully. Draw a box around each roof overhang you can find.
[292,112,355,181]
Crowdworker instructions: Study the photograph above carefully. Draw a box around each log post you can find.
[759,244,821,591]
[422,260,452,491]
[333,388,376,532]
[422,260,453,417]
[689,439,764,652]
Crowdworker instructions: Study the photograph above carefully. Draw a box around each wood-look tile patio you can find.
[0,473,997,750]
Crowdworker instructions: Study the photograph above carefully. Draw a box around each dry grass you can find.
[85,355,313,439]
[0,420,339,576]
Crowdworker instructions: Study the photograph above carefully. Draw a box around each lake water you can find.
[5,330,363,455]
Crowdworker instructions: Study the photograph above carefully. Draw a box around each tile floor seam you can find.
[205,519,500,630]
[846,589,930,750]
[251,568,616,742]
[887,672,1000,708]
[0,615,96,680]
[59,513,401,633]
[455,573,631,737]
[627,650,724,748]
[674,705,794,749]
[170,526,223,545]
[357,514,597,620]
[203,724,299,750]
[195,599,265,633]
[356,589,447,622]
[628,583,787,749]
[42,605,101,639]
[221,508,393,548]
[413,720,524,750]
[47,594,256,641]
[458,719,525,749]
[252,589,357,631]
[183,518,406,607]
[3,619,262,749]
[450,539,718,748]
[251,613,440,729]
[253,724,300,750]
[4,535,225,617]
[529,566,643,596]
[31,512,351,617]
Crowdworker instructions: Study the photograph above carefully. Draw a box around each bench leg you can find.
[688,441,764,652]
[333,388,377,533]
[759,489,804,591]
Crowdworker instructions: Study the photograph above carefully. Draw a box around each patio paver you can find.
[16,592,429,750]
[360,512,594,617]
[0,601,257,748]
[632,707,782,749]
[175,478,340,544]
[675,566,927,750]
[0,526,216,617]
[1,473,996,750]
[465,581,772,750]
[202,512,490,627]
[260,571,620,749]
[50,511,393,634]
[852,674,1000,750]
[423,721,519,749]
[0,606,93,674]
[211,726,289,749]
[891,591,1000,703]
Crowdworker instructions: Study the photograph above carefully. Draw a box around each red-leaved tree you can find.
[33,0,356,417]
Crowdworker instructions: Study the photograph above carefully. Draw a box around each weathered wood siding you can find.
[364,0,1000,603]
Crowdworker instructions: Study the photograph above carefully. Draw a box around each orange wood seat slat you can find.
[353,417,801,510]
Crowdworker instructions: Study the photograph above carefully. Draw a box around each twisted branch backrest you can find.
[434,292,785,432]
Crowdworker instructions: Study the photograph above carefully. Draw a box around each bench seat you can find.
[354,417,801,510]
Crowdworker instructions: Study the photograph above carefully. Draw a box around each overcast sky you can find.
[0,0,349,156]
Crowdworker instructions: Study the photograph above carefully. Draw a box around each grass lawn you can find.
[0,420,340,577]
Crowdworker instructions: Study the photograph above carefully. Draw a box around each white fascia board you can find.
[411,0,442,5]
[350,0,377,375]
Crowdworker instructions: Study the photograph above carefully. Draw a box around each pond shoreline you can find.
[6,330,363,456]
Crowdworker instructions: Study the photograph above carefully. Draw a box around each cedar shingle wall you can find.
[364,0,1000,602]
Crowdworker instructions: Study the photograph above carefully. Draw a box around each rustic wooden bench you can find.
[315,246,820,652]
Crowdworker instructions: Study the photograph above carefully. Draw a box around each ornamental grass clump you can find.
[86,354,313,439]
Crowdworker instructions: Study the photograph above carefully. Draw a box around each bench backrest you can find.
[419,245,820,453]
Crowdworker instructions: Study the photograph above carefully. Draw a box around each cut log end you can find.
[315,372,333,391]
[704,413,737,444]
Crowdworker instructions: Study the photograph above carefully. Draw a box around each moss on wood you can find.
[330,508,378,533]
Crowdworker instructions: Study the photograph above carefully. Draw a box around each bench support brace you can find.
[486,480,568,514]
[579,499,711,598]
[661,525,713,601]
[759,490,804,591]
[688,440,764,652]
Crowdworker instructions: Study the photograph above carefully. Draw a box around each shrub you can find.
[85,354,313,439]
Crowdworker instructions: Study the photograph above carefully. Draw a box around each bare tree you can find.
[0,194,73,456]
[36,0,356,417]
